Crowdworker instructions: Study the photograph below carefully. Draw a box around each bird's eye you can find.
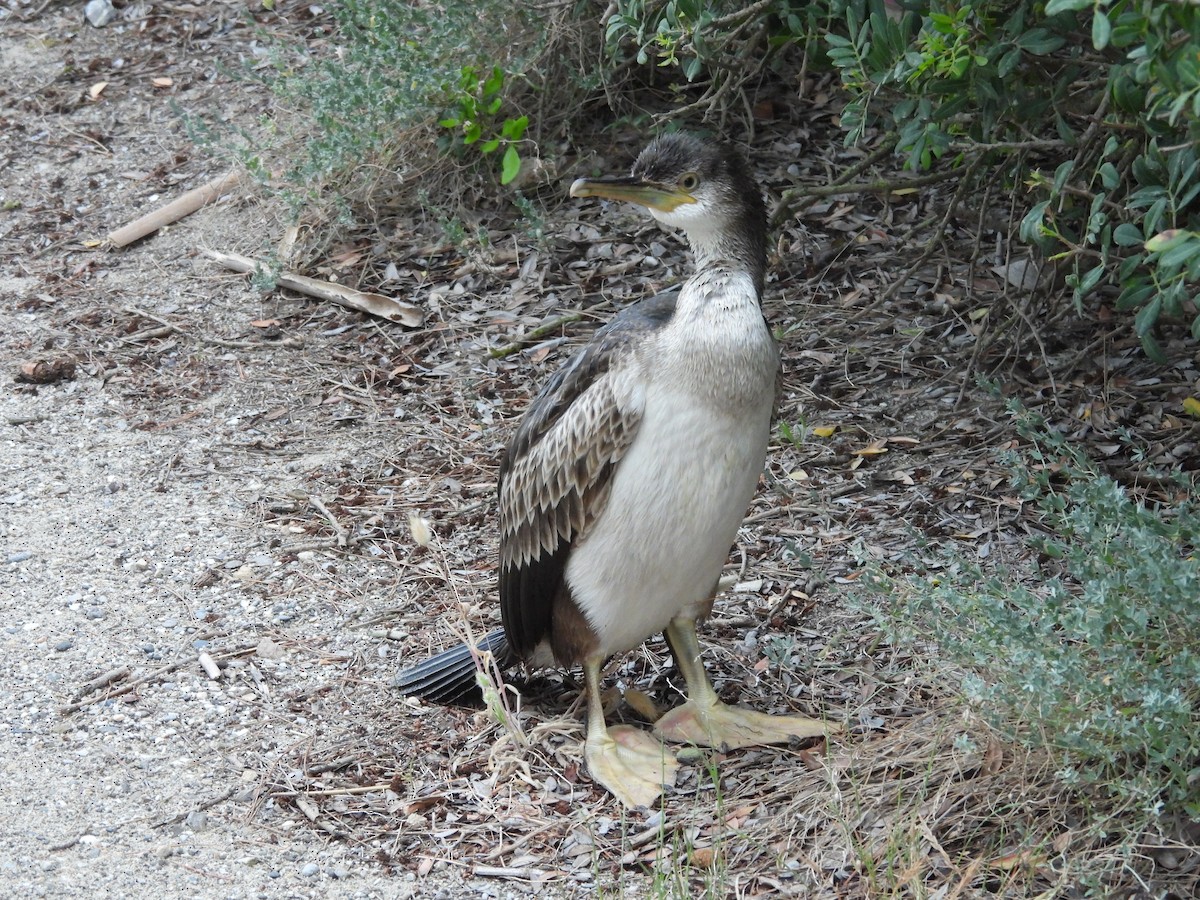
[679,172,700,191]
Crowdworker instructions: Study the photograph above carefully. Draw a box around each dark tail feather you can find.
[393,628,514,705]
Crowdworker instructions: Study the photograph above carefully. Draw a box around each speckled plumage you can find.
[396,133,775,702]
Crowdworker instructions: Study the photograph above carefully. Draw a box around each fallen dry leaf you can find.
[992,258,1040,291]
[852,439,889,457]
[89,81,108,100]
[623,687,661,722]
[988,847,1044,871]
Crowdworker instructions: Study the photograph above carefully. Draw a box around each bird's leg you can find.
[654,616,838,749]
[582,654,679,809]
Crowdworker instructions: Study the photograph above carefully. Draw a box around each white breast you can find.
[564,270,777,656]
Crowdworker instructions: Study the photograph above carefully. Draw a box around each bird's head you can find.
[569,133,765,271]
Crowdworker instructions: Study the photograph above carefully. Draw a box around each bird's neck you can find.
[686,217,766,299]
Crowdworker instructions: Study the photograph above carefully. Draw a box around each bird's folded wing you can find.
[497,295,676,658]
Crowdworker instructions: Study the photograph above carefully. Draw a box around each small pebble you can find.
[84,0,115,27]
[54,640,73,652]
[6,551,33,564]
[300,862,319,877]
[85,608,104,620]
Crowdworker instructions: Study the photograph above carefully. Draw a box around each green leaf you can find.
[1113,254,1142,282]
[1045,0,1092,13]
[1134,293,1162,335]
[437,117,460,129]
[1113,223,1143,247]
[1020,201,1050,243]
[482,66,504,98]
[464,122,482,144]
[1018,28,1067,55]
[501,145,521,185]
[500,115,528,140]
[1159,236,1200,272]
[1092,11,1112,51]
[1145,229,1186,253]
[480,138,500,154]
[1099,162,1119,190]
[1078,264,1105,296]
[1053,160,1075,194]
[997,47,1022,78]
[1115,282,1154,310]
[1140,331,1167,364]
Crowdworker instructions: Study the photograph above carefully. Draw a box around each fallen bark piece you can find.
[107,170,242,247]
[17,358,76,384]
[201,248,423,327]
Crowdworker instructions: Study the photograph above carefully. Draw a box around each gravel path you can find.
[0,8,545,895]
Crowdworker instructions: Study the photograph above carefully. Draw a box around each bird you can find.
[396,133,833,808]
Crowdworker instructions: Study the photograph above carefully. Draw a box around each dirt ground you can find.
[3,3,1198,899]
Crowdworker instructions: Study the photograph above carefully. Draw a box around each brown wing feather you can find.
[497,292,677,661]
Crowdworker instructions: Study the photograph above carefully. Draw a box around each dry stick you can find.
[200,248,424,328]
[107,170,241,247]
[771,136,899,229]
[308,495,350,548]
[488,312,583,359]
[277,538,343,555]
[473,866,553,881]
[271,784,393,798]
[948,139,1068,153]
[69,666,130,702]
[151,787,237,828]
[784,169,962,200]
[122,305,260,351]
[979,148,1058,405]
[956,174,999,409]
[60,642,259,714]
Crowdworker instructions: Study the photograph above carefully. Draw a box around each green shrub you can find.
[436,65,529,186]
[605,1,1200,358]
[212,0,576,225]
[862,406,1200,820]
[264,0,477,197]
[822,0,1200,358]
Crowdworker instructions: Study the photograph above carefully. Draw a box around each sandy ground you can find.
[0,5,542,897]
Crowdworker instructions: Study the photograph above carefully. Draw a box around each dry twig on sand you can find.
[107,171,242,247]
[201,248,424,327]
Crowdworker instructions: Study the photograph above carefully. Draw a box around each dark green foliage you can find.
[603,0,1200,357]
[821,0,1200,359]
[863,407,1200,819]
